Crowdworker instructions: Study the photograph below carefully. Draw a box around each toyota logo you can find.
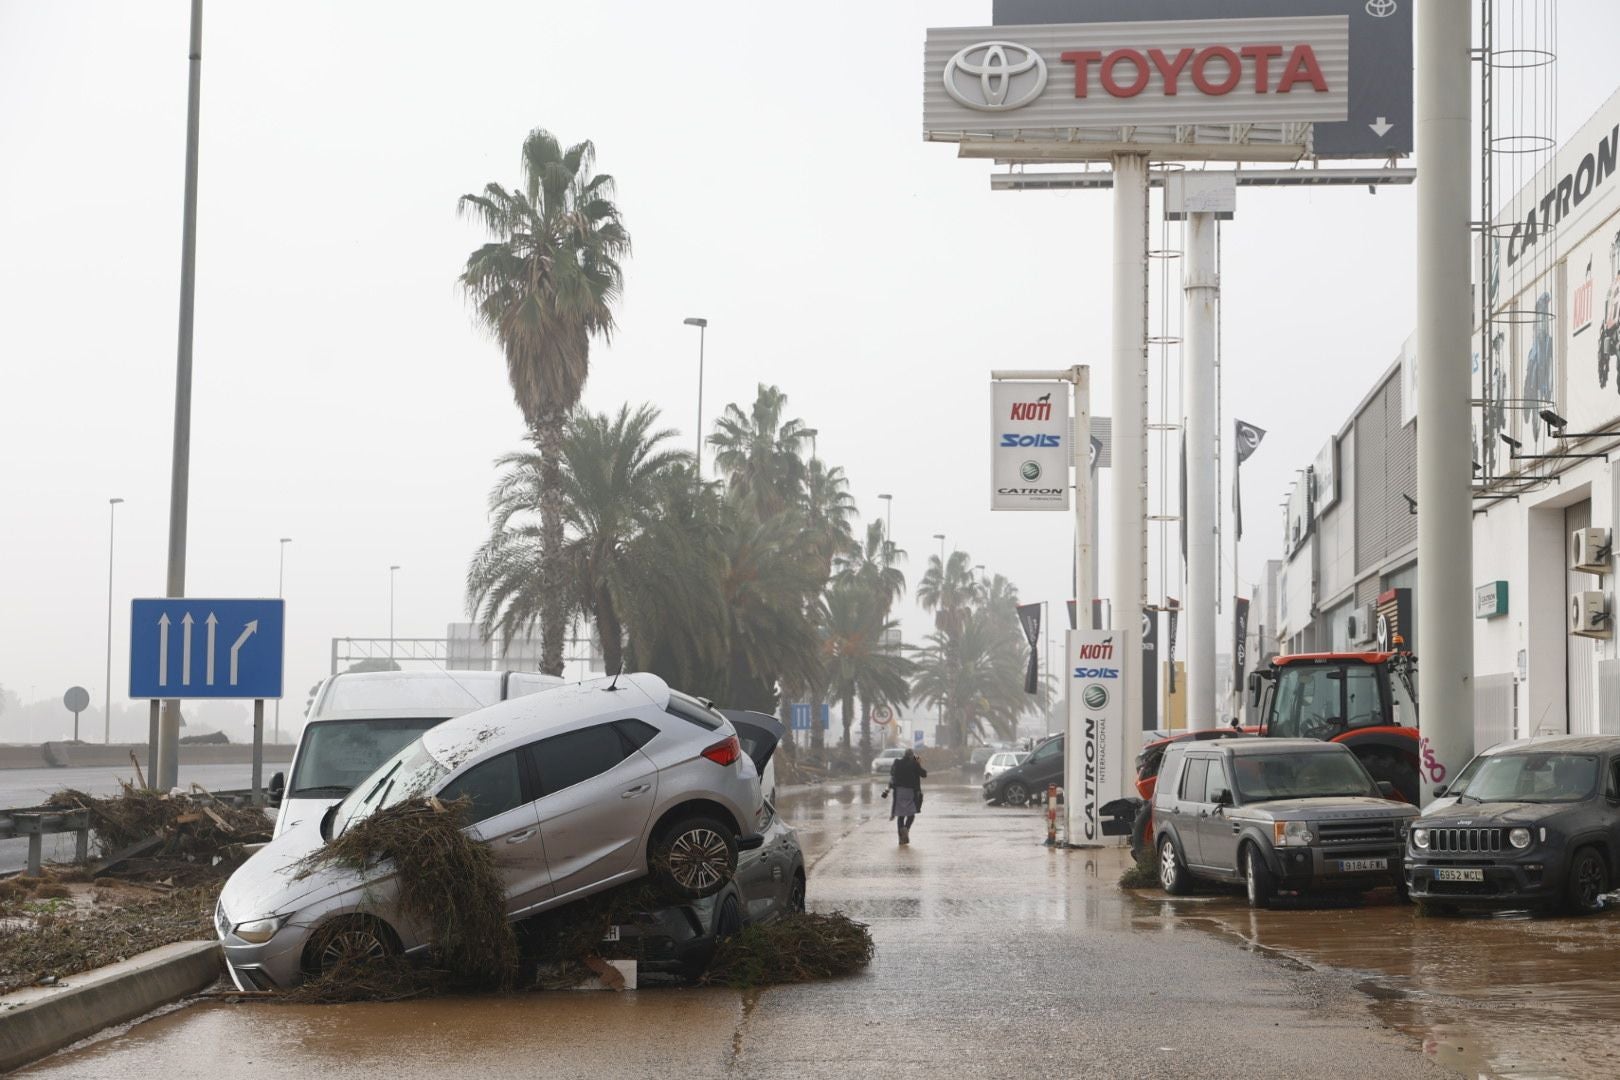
[1365,0,1397,15]
[943,41,1047,112]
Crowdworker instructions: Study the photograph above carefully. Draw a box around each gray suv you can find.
[1153,739,1417,908]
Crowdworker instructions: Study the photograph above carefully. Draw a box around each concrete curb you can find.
[0,940,220,1073]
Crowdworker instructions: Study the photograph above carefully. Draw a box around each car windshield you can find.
[1453,753,1598,803]
[290,717,447,797]
[1231,752,1375,802]
[330,737,450,837]
[1268,664,1385,738]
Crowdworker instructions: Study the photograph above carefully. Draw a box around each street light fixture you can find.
[275,538,291,743]
[932,533,946,566]
[877,494,893,565]
[684,317,708,479]
[103,497,124,744]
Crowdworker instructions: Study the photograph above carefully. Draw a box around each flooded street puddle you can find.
[1135,882,1620,1079]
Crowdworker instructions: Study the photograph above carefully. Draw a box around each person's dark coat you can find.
[890,754,927,792]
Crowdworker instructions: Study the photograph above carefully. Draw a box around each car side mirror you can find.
[268,771,285,800]
[1246,672,1263,707]
[1213,789,1233,808]
[1376,780,1397,800]
[1431,784,1448,798]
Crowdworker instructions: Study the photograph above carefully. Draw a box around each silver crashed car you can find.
[216,673,779,991]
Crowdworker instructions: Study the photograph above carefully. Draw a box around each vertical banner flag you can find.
[1166,599,1181,694]
[1233,596,1251,697]
[1233,420,1267,541]
[991,382,1070,511]
[1141,610,1159,732]
[1067,629,1127,845]
[1017,603,1042,695]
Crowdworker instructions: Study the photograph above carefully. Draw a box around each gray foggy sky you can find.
[3,1,1616,739]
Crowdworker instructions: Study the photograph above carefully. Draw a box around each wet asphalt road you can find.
[20,778,1451,1080]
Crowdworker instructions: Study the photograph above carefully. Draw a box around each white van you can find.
[270,669,562,836]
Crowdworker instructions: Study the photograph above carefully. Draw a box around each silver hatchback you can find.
[216,673,778,990]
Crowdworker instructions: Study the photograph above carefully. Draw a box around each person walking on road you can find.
[889,748,926,845]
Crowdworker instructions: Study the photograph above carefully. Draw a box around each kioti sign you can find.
[1067,628,1127,844]
[925,16,1349,137]
[991,380,1070,511]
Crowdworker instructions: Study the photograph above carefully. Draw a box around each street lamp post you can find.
[683,317,708,478]
[103,497,124,744]
[389,565,400,661]
[932,532,947,744]
[275,538,291,742]
[877,494,893,566]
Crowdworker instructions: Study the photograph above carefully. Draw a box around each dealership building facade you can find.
[1271,85,1620,746]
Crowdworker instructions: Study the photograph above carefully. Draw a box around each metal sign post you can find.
[252,699,265,805]
[63,686,89,742]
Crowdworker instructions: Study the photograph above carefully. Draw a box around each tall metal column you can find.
[1182,212,1218,730]
[1111,153,1149,767]
[157,0,205,792]
[1416,0,1474,799]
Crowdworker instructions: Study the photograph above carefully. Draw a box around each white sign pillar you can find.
[1111,153,1149,761]
[1415,0,1474,799]
[1183,211,1219,730]
[1068,366,1092,844]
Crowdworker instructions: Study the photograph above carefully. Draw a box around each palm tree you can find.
[835,519,907,618]
[801,458,857,584]
[917,550,982,639]
[458,129,630,674]
[911,608,1030,746]
[821,581,914,756]
[466,405,686,674]
[709,385,816,516]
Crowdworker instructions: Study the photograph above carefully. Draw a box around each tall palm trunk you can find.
[811,698,825,752]
[841,692,855,749]
[859,701,871,760]
[595,584,623,675]
[535,410,567,676]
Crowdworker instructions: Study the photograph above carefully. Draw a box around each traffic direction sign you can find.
[129,598,285,700]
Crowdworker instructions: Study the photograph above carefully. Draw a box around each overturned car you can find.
[216,673,787,990]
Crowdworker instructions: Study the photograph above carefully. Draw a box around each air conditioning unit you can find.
[1570,528,1612,575]
[1346,603,1376,645]
[1570,591,1612,638]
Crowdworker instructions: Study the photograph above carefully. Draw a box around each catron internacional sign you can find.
[991,380,1070,510]
[925,17,1349,137]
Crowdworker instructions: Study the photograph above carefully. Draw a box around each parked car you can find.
[271,669,563,837]
[612,797,805,979]
[983,734,1063,806]
[872,747,906,774]
[1406,735,1620,915]
[966,746,998,774]
[982,751,1028,784]
[216,673,779,991]
[1154,739,1416,908]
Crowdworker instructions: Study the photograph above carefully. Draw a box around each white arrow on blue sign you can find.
[130,598,285,700]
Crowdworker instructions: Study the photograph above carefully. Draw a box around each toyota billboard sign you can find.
[992,381,1069,511]
[926,17,1349,137]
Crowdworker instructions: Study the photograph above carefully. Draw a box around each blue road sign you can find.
[130,598,285,700]
[789,703,831,731]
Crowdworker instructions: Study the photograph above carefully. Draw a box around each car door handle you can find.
[621,784,652,799]
[505,828,538,845]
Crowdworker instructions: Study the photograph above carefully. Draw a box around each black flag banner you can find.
[1166,599,1181,695]
[1233,596,1251,688]
[1233,419,1267,541]
[1017,603,1042,695]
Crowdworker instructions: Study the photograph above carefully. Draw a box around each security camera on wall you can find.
[1570,591,1611,638]
[1570,528,1612,576]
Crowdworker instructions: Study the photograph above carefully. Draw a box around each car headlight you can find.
[232,915,290,944]
[1508,827,1533,850]
[1410,827,1430,850]
[1272,820,1313,847]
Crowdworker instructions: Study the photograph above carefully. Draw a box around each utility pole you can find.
[275,537,291,742]
[157,0,205,792]
[104,497,123,744]
[1416,0,1475,799]
[1111,153,1149,767]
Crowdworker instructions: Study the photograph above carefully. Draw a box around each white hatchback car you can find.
[983,751,1028,784]
[872,747,907,774]
[218,673,779,991]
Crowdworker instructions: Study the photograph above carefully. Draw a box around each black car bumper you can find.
[1267,843,1406,891]
[1406,854,1568,906]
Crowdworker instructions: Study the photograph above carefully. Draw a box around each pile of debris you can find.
[45,784,271,872]
[289,796,519,1001]
[702,911,874,988]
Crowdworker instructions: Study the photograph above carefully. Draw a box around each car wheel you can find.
[304,916,398,977]
[1002,781,1030,807]
[716,894,743,940]
[1243,846,1275,910]
[1159,837,1191,895]
[788,871,807,914]
[1129,803,1152,862]
[653,814,738,900]
[1564,846,1609,915]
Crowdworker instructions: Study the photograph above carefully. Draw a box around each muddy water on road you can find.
[1149,887,1620,1079]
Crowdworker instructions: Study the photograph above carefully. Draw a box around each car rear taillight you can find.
[702,736,742,767]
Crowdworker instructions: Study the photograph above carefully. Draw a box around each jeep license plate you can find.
[1337,858,1388,872]
[1435,867,1485,882]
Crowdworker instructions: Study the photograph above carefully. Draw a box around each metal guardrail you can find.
[0,788,269,877]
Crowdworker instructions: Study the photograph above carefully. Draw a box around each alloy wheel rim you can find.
[1577,857,1604,904]
[320,928,386,971]
[669,827,730,891]
[1246,855,1258,903]
[1006,783,1027,805]
[1160,842,1176,888]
